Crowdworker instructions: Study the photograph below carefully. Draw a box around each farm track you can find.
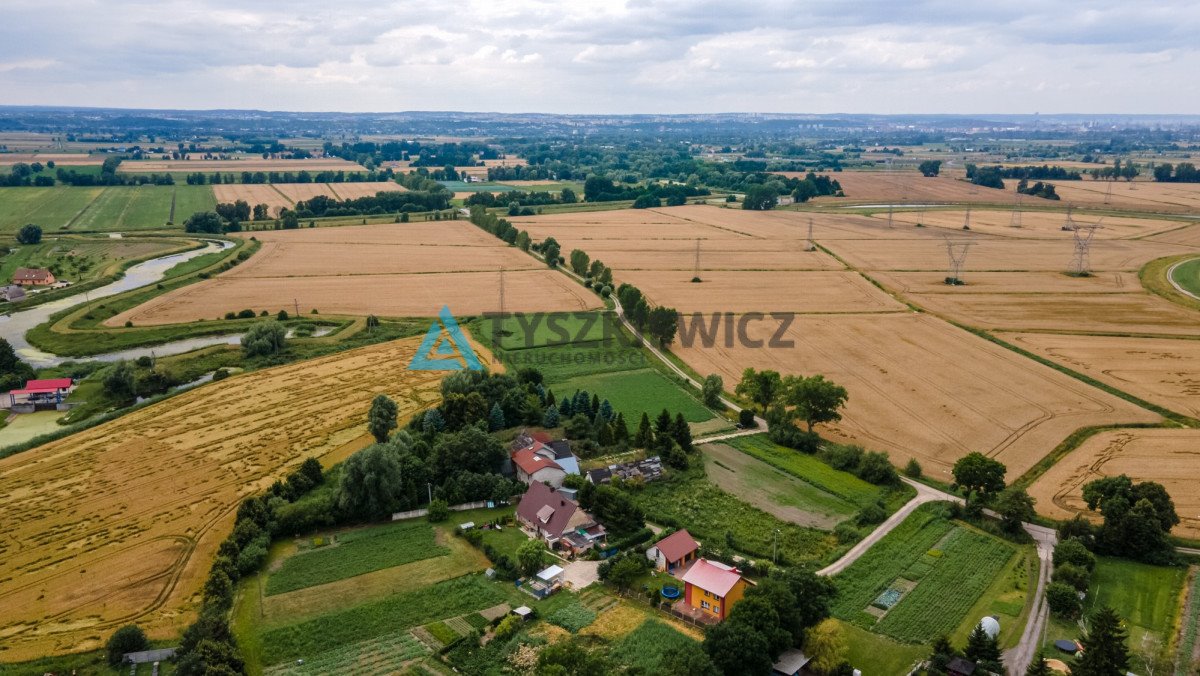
[1168,256,1200,301]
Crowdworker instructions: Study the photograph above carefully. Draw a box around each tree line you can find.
[183,168,394,185]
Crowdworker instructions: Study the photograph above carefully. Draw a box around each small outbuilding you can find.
[947,656,977,676]
[771,648,811,676]
[647,529,700,573]
[513,606,533,621]
[536,564,565,586]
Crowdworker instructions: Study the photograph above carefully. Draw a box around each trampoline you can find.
[1054,639,1079,654]
[660,585,681,600]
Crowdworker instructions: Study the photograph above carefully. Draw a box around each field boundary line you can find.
[1167,256,1200,301]
[62,185,108,230]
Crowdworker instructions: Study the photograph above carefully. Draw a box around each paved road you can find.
[1003,523,1058,675]
[817,478,960,576]
[1167,257,1200,301]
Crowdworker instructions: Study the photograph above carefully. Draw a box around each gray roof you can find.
[125,648,177,664]
[771,649,811,675]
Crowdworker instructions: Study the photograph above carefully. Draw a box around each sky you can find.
[2,0,1199,114]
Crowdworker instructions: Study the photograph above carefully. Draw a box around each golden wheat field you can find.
[212,184,292,216]
[1028,428,1200,539]
[117,158,366,173]
[105,221,602,325]
[326,181,408,199]
[0,336,487,661]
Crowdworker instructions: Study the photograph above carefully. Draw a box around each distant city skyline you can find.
[2,0,1198,114]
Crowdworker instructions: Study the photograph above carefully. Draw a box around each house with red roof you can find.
[11,267,55,287]
[515,481,606,554]
[6,378,75,410]
[511,443,568,488]
[647,529,700,573]
[680,558,752,622]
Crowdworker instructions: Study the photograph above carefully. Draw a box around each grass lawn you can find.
[1090,556,1186,637]
[171,185,217,225]
[437,180,516,192]
[260,574,506,666]
[265,520,449,596]
[69,186,176,231]
[724,434,889,508]
[1170,256,1200,297]
[478,523,529,562]
[838,620,928,675]
[630,464,840,566]
[556,368,714,424]
[607,619,700,671]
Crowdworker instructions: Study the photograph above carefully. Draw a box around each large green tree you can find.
[735,368,783,413]
[704,614,774,675]
[783,374,848,433]
[1081,475,1178,563]
[1073,607,1130,676]
[992,486,1036,533]
[367,394,398,443]
[951,452,1007,505]
[0,337,35,391]
[16,223,42,244]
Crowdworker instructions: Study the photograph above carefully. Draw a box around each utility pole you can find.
[293,298,299,317]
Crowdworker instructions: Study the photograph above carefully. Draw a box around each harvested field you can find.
[109,269,599,324]
[213,184,292,216]
[1028,428,1200,538]
[107,221,599,324]
[870,270,1137,295]
[874,209,1184,240]
[671,312,1158,479]
[0,336,475,660]
[911,292,1200,336]
[117,158,366,173]
[798,171,1048,206]
[826,235,1189,272]
[1006,333,1200,418]
[1008,180,1200,214]
[1147,223,1200,248]
[326,181,407,200]
[0,153,104,166]
[272,182,338,204]
[616,269,902,313]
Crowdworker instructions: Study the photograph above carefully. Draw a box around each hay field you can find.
[117,158,366,173]
[870,270,1136,295]
[799,171,1046,206]
[617,270,902,313]
[0,336,470,660]
[1147,223,1200,247]
[1007,333,1200,418]
[212,184,291,215]
[0,153,104,166]
[876,208,1184,240]
[1011,180,1200,214]
[327,181,407,199]
[105,221,601,325]
[909,292,1200,336]
[1028,428,1200,539]
[272,182,338,204]
[671,312,1158,479]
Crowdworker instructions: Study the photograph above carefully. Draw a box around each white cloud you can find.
[0,0,1196,112]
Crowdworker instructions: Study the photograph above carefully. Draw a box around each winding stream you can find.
[0,239,237,367]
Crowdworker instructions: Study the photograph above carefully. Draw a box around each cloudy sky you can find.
[2,0,1198,113]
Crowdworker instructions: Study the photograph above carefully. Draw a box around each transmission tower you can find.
[692,238,702,280]
[1104,180,1113,205]
[498,266,506,317]
[805,217,816,251]
[1010,191,1023,228]
[887,202,894,228]
[1062,205,1077,231]
[962,208,972,230]
[1070,220,1103,276]
[944,236,974,284]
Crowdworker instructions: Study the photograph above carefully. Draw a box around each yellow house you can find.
[680,558,751,622]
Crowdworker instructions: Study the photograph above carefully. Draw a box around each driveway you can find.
[561,560,600,589]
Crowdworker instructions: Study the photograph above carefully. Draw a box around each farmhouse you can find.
[11,267,55,286]
[511,446,567,487]
[647,528,700,573]
[585,456,663,485]
[515,481,606,554]
[6,377,75,411]
[679,558,751,622]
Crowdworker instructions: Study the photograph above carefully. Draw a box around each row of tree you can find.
[184,168,394,185]
[1152,161,1200,182]
[616,283,678,347]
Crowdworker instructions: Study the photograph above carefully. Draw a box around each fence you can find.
[391,500,490,521]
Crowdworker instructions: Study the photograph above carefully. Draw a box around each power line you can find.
[944,236,974,285]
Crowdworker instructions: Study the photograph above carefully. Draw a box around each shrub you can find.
[904,458,923,478]
[1046,581,1082,619]
[1053,563,1090,592]
[1053,537,1096,571]
[242,320,287,357]
[738,409,756,427]
[427,498,449,522]
[106,624,148,666]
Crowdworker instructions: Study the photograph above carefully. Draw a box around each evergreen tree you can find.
[635,412,654,447]
[612,412,630,444]
[964,623,1001,666]
[572,390,589,416]
[488,402,506,431]
[1074,607,1129,676]
[543,404,560,428]
[596,420,614,446]
[1025,652,1052,676]
[598,399,614,422]
[654,408,673,438]
[545,389,556,407]
[559,395,574,417]
[672,412,693,453]
[422,408,444,434]
[590,393,600,417]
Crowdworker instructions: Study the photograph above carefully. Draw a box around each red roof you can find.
[516,481,585,539]
[655,529,699,563]
[530,430,553,443]
[12,268,53,282]
[681,558,744,597]
[512,446,562,476]
[24,378,73,390]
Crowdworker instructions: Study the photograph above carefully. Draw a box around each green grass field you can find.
[1171,257,1200,297]
[171,184,217,223]
[260,575,505,666]
[555,368,714,424]
[1090,557,1186,636]
[838,620,928,675]
[69,185,176,231]
[725,435,887,508]
[0,186,104,232]
[831,501,1019,643]
[262,631,429,676]
[265,520,450,596]
[630,464,839,566]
